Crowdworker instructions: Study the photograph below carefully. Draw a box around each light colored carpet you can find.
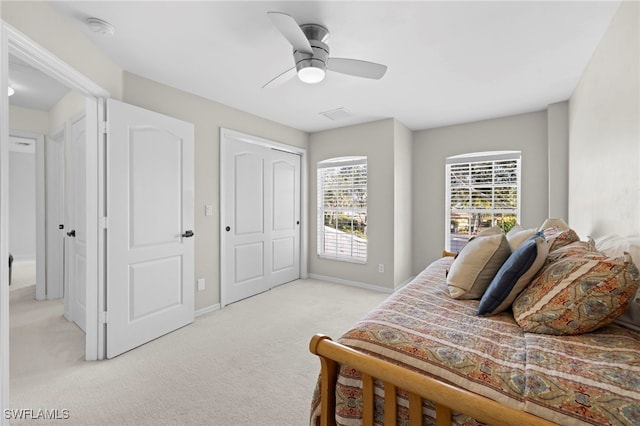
[9,279,389,425]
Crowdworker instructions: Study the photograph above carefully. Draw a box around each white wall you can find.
[9,106,48,135]
[123,72,309,310]
[569,1,640,239]
[48,90,85,134]
[412,111,550,274]
[8,107,48,262]
[8,150,35,260]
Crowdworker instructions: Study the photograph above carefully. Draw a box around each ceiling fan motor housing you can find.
[294,24,330,74]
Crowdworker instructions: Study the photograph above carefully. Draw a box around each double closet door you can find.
[221,132,301,306]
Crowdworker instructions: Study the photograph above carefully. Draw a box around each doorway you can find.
[1,21,109,417]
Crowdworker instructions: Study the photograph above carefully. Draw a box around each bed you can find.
[309,228,640,426]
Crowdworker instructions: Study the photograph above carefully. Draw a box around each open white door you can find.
[65,114,87,332]
[45,129,65,300]
[221,133,300,306]
[106,99,194,358]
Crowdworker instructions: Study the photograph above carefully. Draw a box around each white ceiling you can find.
[38,1,621,132]
[8,54,71,111]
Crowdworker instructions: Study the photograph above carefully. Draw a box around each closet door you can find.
[221,131,300,306]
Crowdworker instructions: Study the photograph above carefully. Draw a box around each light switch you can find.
[205,205,214,216]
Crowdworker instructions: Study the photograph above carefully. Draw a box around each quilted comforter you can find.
[310,257,640,425]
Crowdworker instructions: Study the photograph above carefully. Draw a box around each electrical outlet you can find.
[197,278,205,291]
[378,264,384,273]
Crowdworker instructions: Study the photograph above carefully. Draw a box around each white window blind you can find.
[317,157,367,262]
[446,151,521,252]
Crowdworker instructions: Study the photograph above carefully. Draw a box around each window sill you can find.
[317,254,367,265]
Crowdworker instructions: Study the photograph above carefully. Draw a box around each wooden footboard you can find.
[309,334,557,426]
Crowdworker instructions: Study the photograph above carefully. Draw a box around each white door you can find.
[221,134,300,306]
[106,99,194,359]
[65,115,87,332]
[46,130,65,299]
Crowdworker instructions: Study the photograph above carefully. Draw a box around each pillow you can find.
[476,226,504,238]
[544,228,580,252]
[544,240,597,266]
[478,234,548,316]
[446,233,511,300]
[507,223,525,235]
[506,228,537,251]
[596,235,640,265]
[512,253,640,335]
[594,235,640,330]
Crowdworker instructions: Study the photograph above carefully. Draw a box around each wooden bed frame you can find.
[309,334,558,426]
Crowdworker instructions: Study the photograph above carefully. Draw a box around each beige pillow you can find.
[446,233,511,299]
[476,226,504,237]
[506,228,537,251]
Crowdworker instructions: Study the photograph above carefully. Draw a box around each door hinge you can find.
[100,121,109,135]
[100,217,109,229]
[101,311,108,324]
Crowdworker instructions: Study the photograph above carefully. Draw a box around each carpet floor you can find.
[9,279,389,425]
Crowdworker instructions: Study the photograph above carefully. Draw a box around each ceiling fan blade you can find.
[327,58,388,79]
[267,11,313,55]
[262,67,297,89]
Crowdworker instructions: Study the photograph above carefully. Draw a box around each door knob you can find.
[182,230,194,238]
[67,230,76,237]
[225,226,231,232]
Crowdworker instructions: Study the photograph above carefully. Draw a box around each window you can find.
[446,151,521,252]
[317,157,367,262]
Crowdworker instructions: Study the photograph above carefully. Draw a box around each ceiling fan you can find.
[263,11,388,88]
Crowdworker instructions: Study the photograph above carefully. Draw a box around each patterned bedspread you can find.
[310,257,640,425]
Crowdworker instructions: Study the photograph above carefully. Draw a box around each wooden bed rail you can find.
[309,334,557,426]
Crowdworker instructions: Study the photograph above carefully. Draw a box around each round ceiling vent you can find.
[86,18,115,38]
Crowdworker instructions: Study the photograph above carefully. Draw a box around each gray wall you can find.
[568,1,639,239]
[547,101,569,221]
[309,119,397,290]
[393,120,413,287]
[412,111,550,274]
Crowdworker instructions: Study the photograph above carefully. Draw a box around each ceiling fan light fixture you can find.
[298,66,325,84]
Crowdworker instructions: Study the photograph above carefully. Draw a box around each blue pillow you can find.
[478,233,548,316]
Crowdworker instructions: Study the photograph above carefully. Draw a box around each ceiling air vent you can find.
[319,107,352,121]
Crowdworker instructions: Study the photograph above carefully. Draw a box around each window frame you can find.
[445,151,521,252]
[317,156,368,263]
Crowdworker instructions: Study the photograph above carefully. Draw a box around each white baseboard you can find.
[195,303,221,318]
[395,275,416,289]
[308,274,394,294]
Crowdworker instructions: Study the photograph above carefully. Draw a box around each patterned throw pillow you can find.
[513,253,640,335]
[446,233,511,300]
[544,228,580,252]
[544,240,598,266]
